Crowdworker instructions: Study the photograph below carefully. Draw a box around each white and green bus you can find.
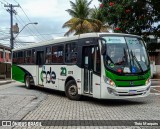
[12,33,151,100]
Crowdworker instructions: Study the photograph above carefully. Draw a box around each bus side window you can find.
[32,49,35,64]
[17,51,24,64]
[52,45,64,63]
[13,52,17,64]
[25,50,32,64]
[65,42,77,64]
[46,47,52,64]
[57,46,64,63]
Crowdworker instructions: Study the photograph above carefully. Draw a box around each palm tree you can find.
[90,7,111,32]
[63,0,102,36]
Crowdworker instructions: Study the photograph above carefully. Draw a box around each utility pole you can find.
[4,4,20,49]
[4,4,19,80]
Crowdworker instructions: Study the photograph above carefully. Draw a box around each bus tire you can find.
[65,80,81,100]
[25,75,32,89]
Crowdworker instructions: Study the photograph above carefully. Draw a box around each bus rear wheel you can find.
[65,80,81,100]
[25,75,32,89]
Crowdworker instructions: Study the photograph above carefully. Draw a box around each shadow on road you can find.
[17,85,149,106]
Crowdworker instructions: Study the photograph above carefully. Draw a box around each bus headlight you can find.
[145,78,151,85]
[103,76,115,87]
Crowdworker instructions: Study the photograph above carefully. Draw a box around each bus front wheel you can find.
[65,80,81,100]
[25,75,32,89]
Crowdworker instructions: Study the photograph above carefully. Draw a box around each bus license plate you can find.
[129,90,137,94]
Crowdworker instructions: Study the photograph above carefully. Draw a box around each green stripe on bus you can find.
[105,70,150,87]
[12,64,25,83]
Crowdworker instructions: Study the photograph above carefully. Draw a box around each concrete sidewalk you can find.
[0,80,15,85]
[151,79,160,81]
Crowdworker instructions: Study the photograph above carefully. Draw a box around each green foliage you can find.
[66,0,92,19]
[99,0,160,51]
[147,43,160,52]
[90,7,111,32]
[63,0,110,36]
[99,0,160,37]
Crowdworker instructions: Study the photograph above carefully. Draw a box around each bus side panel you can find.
[93,74,101,98]
[58,65,67,91]
[14,65,38,85]
[39,65,82,93]
[12,64,25,83]
[60,65,82,94]
[38,65,58,89]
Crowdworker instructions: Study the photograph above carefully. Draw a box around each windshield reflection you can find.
[103,36,149,74]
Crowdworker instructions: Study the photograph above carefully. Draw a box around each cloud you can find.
[19,0,70,19]
[0,0,100,45]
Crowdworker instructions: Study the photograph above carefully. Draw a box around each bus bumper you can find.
[101,81,151,99]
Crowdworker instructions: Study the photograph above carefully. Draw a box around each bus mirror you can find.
[96,37,106,55]
[100,38,106,55]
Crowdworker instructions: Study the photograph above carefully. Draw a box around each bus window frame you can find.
[65,41,78,64]
[51,44,64,64]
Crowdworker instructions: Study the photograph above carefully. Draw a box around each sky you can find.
[0,0,100,47]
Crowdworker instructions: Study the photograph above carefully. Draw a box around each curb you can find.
[0,80,15,86]
[151,79,160,81]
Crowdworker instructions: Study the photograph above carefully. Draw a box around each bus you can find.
[12,33,151,100]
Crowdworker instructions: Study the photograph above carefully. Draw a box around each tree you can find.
[99,0,160,40]
[90,7,111,32]
[63,0,109,36]
[63,0,94,36]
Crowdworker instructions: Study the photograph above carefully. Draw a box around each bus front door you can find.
[83,46,101,97]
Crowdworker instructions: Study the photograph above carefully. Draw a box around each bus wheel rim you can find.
[26,77,29,87]
[69,85,77,96]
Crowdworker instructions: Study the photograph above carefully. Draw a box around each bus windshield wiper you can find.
[123,48,129,66]
[130,50,143,72]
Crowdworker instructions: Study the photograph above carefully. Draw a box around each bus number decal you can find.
[41,66,56,84]
[60,67,67,76]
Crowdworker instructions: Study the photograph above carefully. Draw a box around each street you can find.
[0,81,160,129]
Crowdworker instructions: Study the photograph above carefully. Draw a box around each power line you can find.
[16,14,45,42]
[13,0,52,41]
[17,32,66,37]
[14,15,34,36]
[3,0,9,4]
[0,0,5,5]
[11,0,47,41]
[0,30,10,35]
[0,27,10,30]
[18,4,48,41]
[12,0,18,4]
[3,1,46,43]
[14,14,44,42]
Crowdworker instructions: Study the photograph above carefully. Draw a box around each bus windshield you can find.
[102,36,150,74]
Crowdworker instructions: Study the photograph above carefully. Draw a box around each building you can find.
[148,36,160,78]
[0,44,11,79]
